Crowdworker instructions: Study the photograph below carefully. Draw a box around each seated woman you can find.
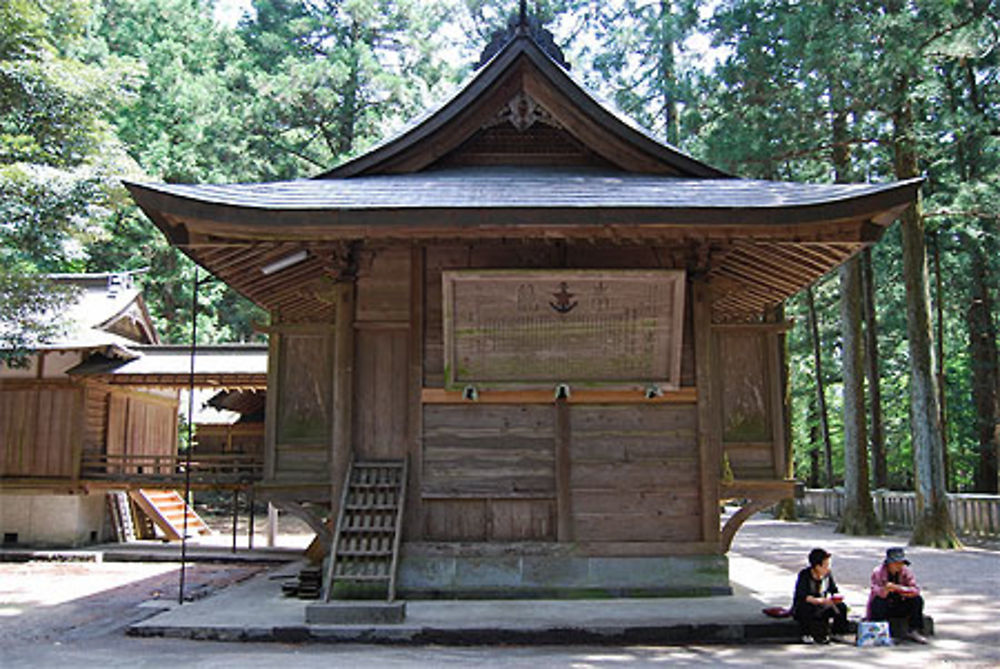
[792,547,849,644]
[867,547,927,644]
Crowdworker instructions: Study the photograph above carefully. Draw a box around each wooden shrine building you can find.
[125,26,920,597]
[0,272,267,546]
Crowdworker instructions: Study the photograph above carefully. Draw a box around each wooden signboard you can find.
[442,270,685,390]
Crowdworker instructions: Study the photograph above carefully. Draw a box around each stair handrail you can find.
[387,455,408,603]
[322,456,356,602]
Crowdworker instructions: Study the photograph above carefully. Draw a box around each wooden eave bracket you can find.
[718,478,801,553]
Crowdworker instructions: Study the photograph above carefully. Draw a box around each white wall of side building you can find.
[0,492,111,547]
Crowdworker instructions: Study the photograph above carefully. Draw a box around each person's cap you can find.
[885,547,911,565]
[808,547,831,567]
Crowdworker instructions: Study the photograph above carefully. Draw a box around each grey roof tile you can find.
[132,167,918,212]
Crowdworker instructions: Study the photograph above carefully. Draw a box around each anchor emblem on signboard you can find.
[549,282,578,314]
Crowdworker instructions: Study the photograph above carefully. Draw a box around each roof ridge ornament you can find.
[475,3,570,71]
[484,91,558,131]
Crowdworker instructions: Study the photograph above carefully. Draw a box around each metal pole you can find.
[247,485,255,550]
[180,268,198,605]
[231,488,239,553]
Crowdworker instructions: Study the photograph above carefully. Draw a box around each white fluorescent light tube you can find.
[261,250,308,275]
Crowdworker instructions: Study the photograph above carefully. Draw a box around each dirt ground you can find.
[0,561,264,646]
[2,515,998,668]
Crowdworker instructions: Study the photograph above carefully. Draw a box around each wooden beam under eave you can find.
[220,254,320,296]
[196,243,273,273]
[715,257,806,296]
[752,242,835,276]
[726,243,824,282]
[420,387,697,404]
[242,269,331,308]
[161,204,903,243]
[787,241,856,267]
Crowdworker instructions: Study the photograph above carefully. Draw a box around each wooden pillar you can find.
[406,245,425,539]
[263,325,281,481]
[692,279,721,546]
[555,396,573,542]
[330,280,356,521]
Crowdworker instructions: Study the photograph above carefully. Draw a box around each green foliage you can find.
[236,0,458,175]
[95,0,251,182]
[0,0,138,351]
[563,0,702,149]
[0,262,78,365]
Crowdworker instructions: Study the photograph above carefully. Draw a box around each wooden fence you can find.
[80,453,263,486]
[797,488,1000,538]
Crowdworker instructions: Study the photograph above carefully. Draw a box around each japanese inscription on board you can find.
[442,270,685,389]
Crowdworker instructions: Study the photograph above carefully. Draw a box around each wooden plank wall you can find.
[0,383,81,477]
[104,390,179,473]
[569,405,701,543]
[272,330,333,483]
[83,386,109,459]
[415,241,701,546]
[353,328,409,459]
[353,242,413,462]
[716,329,778,479]
[423,405,555,497]
[123,396,177,470]
[422,405,555,541]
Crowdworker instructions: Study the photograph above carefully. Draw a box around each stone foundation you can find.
[0,492,110,547]
[397,543,730,598]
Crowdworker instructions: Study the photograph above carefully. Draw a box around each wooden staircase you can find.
[129,489,212,541]
[107,491,136,542]
[323,459,407,603]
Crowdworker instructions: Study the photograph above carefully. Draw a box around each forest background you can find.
[1,0,997,502]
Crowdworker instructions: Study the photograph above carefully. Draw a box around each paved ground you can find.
[732,515,1000,664]
[1,515,997,667]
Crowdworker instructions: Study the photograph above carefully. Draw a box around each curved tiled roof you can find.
[129,167,919,213]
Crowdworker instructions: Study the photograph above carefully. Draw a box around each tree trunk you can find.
[968,238,999,493]
[892,74,960,547]
[861,249,887,488]
[828,69,877,532]
[658,0,679,146]
[836,257,881,534]
[808,396,821,488]
[931,230,951,489]
[336,24,362,157]
[807,286,834,487]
